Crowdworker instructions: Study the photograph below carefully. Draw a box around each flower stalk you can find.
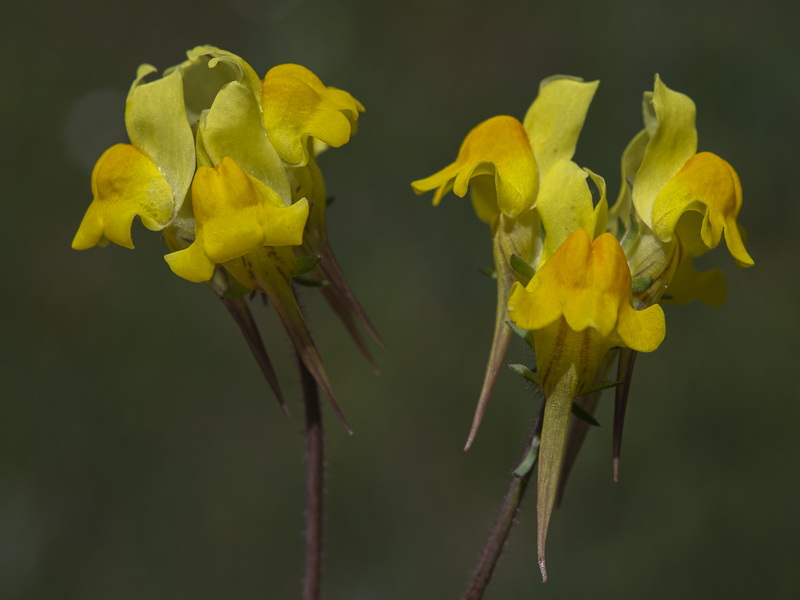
[298,351,325,600]
[462,409,543,600]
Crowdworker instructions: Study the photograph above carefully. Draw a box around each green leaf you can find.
[513,436,541,477]
[293,255,322,277]
[510,254,535,284]
[508,363,539,386]
[571,401,600,427]
[293,276,329,287]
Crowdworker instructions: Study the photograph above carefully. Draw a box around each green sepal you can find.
[510,363,597,425]
[506,321,534,347]
[537,372,577,583]
[478,266,497,279]
[508,363,539,386]
[293,255,322,276]
[582,380,622,395]
[510,253,534,285]
[464,211,538,451]
[621,217,640,254]
[632,277,653,293]
[223,247,351,433]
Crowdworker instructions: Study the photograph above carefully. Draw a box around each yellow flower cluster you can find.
[72,47,377,424]
[412,74,753,579]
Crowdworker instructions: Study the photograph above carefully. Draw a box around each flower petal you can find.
[72,144,174,250]
[262,64,364,166]
[125,65,195,214]
[652,152,754,266]
[411,116,538,220]
[664,258,727,307]
[164,158,308,282]
[609,129,649,227]
[522,75,599,178]
[535,161,608,266]
[197,80,292,204]
[508,230,665,348]
[632,75,698,228]
[178,45,264,107]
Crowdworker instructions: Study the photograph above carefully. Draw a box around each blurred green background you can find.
[4,0,799,598]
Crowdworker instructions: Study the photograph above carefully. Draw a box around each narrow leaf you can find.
[294,275,329,287]
[571,401,600,427]
[510,253,534,284]
[293,255,322,276]
[508,363,539,386]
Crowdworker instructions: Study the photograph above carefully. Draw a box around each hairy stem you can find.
[462,410,544,600]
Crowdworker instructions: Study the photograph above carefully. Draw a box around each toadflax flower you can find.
[414,73,753,584]
[611,75,753,308]
[412,76,600,449]
[507,229,665,580]
[72,46,377,427]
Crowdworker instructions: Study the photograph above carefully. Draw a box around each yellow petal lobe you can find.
[653,152,753,267]
[535,161,608,266]
[508,230,665,356]
[633,75,698,227]
[72,143,173,250]
[262,64,364,166]
[164,158,309,282]
[522,75,599,178]
[411,116,537,220]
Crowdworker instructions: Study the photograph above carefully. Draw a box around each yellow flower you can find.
[411,76,600,449]
[71,60,196,250]
[508,229,665,581]
[411,115,538,221]
[164,158,309,283]
[262,63,364,167]
[71,143,175,250]
[509,230,665,394]
[612,75,753,307]
[637,76,752,265]
[259,64,381,366]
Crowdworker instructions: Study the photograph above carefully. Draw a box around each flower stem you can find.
[298,352,324,600]
[462,409,544,600]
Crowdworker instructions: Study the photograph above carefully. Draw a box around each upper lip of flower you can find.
[626,74,754,267]
[410,115,539,221]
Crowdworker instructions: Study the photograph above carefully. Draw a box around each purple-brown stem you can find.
[298,352,324,600]
[462,409,544,600]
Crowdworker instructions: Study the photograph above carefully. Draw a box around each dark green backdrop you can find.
[4,0,799,598]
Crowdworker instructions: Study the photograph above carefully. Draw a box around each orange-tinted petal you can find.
[72,144,173,250]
